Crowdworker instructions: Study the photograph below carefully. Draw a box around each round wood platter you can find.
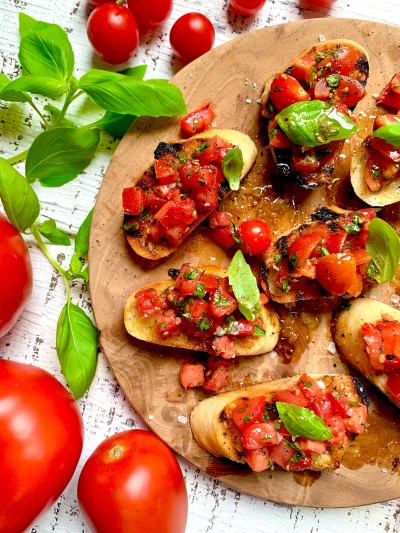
[89,18,400,507]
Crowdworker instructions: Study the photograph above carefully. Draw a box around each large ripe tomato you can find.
[240,219,272,256]
[87,4,140,64]
[0,213,33,338]
[127,0,173,30]
[0,360,84,533]
[169,12,215,63]
[78,429,188,533]
[229,0,267,16]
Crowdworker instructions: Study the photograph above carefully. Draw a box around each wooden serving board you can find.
[89,18,400,507]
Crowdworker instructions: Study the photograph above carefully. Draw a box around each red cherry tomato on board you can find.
[229,0,267,16]
[87,4,139,64]
[78,429,188,533]
[240,219,272,256]
[170,12,215,63]
[127,0,173,30]
[0,360,84,533]
[0,213,33,338]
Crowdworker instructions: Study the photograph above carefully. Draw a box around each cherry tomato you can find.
[170,12,215,63]
[127,0,173,30]
[87,4,139,64]
[0,360,84,533]
[315,252,357,295]
[229,0,267,16]
[387,371,400,399]
[269,73,310,113]
[0,213,33,338]
[78,429,188,533]
[88,0,112,4]
[239,219,272,255]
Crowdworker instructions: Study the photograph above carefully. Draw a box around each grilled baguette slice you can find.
[332,297,400,408]
[124,265,280,356]
[123,129,257,260]
[260,39,369,189]
[190,374,369,471]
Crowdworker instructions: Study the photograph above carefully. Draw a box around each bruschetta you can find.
[190,373,369,472]
[260,39,369,188]
[332,298,400,408]
[260,205,399,304]
[124,263,280,358]
[122,129,257,260]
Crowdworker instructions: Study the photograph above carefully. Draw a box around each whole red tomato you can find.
[0,213,33,338]
[87,4,140,64]
[0,360,84,533]
[229,0,267,16]
[127,0,173,30]
[240,219,272,255]
[170,12,215,63]
[78,429,188,533]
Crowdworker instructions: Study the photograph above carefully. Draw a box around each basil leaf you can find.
[78,72,186,117]
[38,219,71,245]
[69,209,93,278]
[222,148,244,191]
[96,111,137,139]
[44,104,75,128]
[0,157,39,232]
[372,122,400,149]
[5,76,68,98]
[56,301,98,399]
[0,73,32,103]
[276,402,333,440]
[366,218,400,283]
[228,250,261,321]
[25,127,100,187]
[276,100,358,147]
[19,13,74,81]
[119,65,148,79]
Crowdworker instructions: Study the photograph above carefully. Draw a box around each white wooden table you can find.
[1,0,399,531]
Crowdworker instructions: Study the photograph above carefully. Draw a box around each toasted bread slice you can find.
[190,374,369,471]
[260,39,369,189]
[332,297,400,408]
[123,129,257,260]
[124,265,280,356]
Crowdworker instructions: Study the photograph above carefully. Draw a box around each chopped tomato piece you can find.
[211,335,235,359]
[209,227,236,249]
[325,415,348,446]
[153,158,178,183]
[346,272,363,298]
[315,253,357,296]
[343,404,367,434]
[317,46,358,77]
[290,53,316,84]
[209,210,232,228]
[326,391,350,417]
[309,396,333,419]
[157,199,198,229]
[143,191,167,213]
[268,118,292,149]
[243,447,272,472]
[195,166,220,211]
[185,299,210,324]
[367,137,400,164]
[291,147,320,173]
[381,322,400,359]
[269,73,310,113]
[364,151,399,192]
[332,76,366,108]
[349,248,371,265]
[174,265,201,290]
[298,374,322,399]
[203,365,230,392]
[241,422,280,450]
[197,136,227,166]
[179,362,205,388]
[135,288,167,318]
[314,78,331,101]
[205,354,234,371]
[374,114,400,130]
[275,387,308,407]
[376,73,400,112]
[287,455,313,471]
[122,186,145,215]
[361,322,385,370]
[159,225,188,246]
[325,228,347,254]
[232,396,266,431]
[155,310,181,338]
[210,289,238,318]
[387,371,400,399]
[180,103,215,136]
[287,224,329,268]
[268,440,296,469]
[297,438,327,455]
[199,273,219,292]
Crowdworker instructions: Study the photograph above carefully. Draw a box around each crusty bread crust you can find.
[332,297,400,408]
[260,39,370,189]
[350,137,400,206]
[190,374,368,471]
[124,265,280,356]
[125,129,257,260]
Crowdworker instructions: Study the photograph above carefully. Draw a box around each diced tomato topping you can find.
[367,137,400,164]
[209,210,232,228]
[159,225,188,246]
[297,437,327,455]
[326,391,350,417]
[143,191,167,213]
[268,118,292,149]
[185,298,210,324]
[180,103,215,136]
[298,374,323,398]
[314,78,331,101]
[210,289,238,318]
[203,365,230,392]
[241,422,280,450]
[174,265,200,289]
[156,199,198,229]
[209,227,236,249]
[315,253,357,296]
[343,404,367,434]
[374,114,400,130]
[317,46,358,77]
[122,186,145,215]
[243,447,272,472]
[325,415,348,446]
[197,136,228,166]
[135,287,167,318]
[362,320,400,372]
[291,147,320,173]
[155,309,181,338]
[179,362,205,388]
[364,150,399,192]
[206,354,234,371]
[376,73,400,112]
[387,371,400,399]
[153,158,178,183]
[287,224,329,268]
[269,73,310,113]
[309,396,333,419]
[325,228,347,254]
[200,273,219,292]
[287,455,313,471]
[290,53,316,84]
[333,76,366,108]
[268,440,297,470]
[232,396,266,431]
[194,166,220,211]
[275,387,308,407]
[211,335,235,359]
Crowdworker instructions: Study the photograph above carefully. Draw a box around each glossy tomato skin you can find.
[240,219,272,255]
[87,4,139,64]
[127,0,173,29]
[170,12,215,63]
[229,0,267,16]
[0,213,33,338]
[78,429,188,533]
[0,360,84,533]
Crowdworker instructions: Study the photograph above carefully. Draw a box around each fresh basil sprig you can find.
[69,209,93,283]
[366,218,400,283]
[276,100,358,147]
[371,122,400,149]
[276,402,333,440]
[228,250,261,321]
[222,147,244,191]
[38,219,71,245]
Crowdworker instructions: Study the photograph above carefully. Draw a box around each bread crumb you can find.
[177,415,188,424]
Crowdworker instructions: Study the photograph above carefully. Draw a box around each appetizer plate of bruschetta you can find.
[89,17,400,507]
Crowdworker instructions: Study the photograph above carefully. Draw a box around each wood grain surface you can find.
[89,18,400,508]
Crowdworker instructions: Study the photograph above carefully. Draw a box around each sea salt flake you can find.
[319,34,326,42]
[245,98,252,104]
[177,415,188,424]
[148,415,154,420]
[327,342,337,355]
